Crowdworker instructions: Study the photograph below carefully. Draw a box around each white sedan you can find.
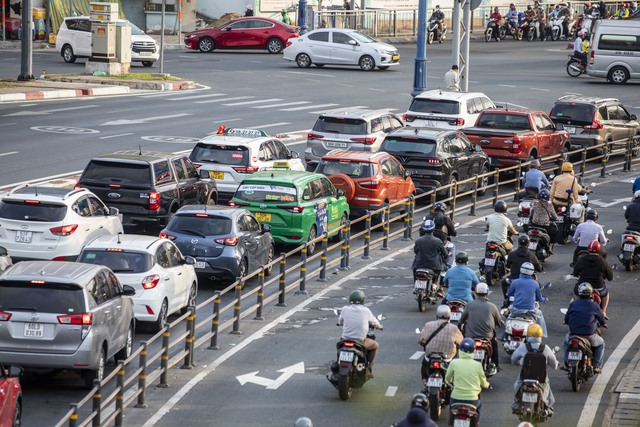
[283,28,400,71]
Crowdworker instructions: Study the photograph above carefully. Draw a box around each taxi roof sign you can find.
[225,128,268,138]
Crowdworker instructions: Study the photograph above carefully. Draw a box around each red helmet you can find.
[587,240,601,253]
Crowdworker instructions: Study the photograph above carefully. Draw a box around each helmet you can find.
[577,282,594,297]
[518,234,531,247]
[510,3,515,6]
[527,324,543,338]
[578,29,586,36]
[494,6,500,11]
[349,290,365,305]
[634,190,640,200]
[561,162,574,173]
[530,159,541,168]
[527,5,532,9]
[421,219,436,233]
[494,200,508,213]
[475,282,489,295]
[520,262,535,276]
[538,189,550,200]
[0,247,7,256]
[436,304,451,319]
[294,417,313,427]
[405,408,428,425]
[434,202,447,212]
[587,240,601,253]
[586,208,598,221]
[455,251,469,264]
[460,338,475,353]
[410,393,429,411]
[518,423,535,427]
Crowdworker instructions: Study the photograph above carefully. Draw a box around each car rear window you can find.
[235,184,298,203]
[381,138,437,156]
[313,117,368,135]
[78,250,152,274]
[190,144,249,166]
[168,214,232,236]
[81,160,152,188]
[476,113,531,131]
[409,98,460,115]
[0,200,67,222]
[549,104,596,125]
[316,161,375,178]
[0,281,84,314]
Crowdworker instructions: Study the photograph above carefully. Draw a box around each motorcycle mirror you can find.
[553,345,561,353]
[560,308,568,314]
[333,309,341,316]
[415,328,421,334]
[422,216,427,221]
[517,221,523,228]
[549,174,555,180]
[624,206,627,211]
[590,182,597,187]
[542,282,553,290]
[377,314,387,321]
[607,229,613,235]
[454,222,460,228]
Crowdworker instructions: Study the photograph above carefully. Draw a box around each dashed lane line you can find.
[385,386,399,397]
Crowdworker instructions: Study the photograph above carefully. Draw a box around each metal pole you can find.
[514,162,522,202]
[299,0,308,34]
[177,0,181,37]
[344,220,351,269]
[91,379,101,427]
[318,233,328,282]
[159,330,170,387]
[69,0,72,17]
[2,0,5,42]
[18,0,34,81]
[450,183,458,221]
[135,342,148,408]
[115,362,125,427]
[297,244,308,294]
[461,0,471,91]
[601,142,608,178]
[231,280,243,334]
[580,148,587,177]
[277,253,287,306]
[402,196,412,241]
[363,212,372,259]
[181,306,195,368]
[470,174,478,216]
[339,224,348,270]
[411,0,427,96]
[452,0,461,71]
[492,169,500,207]
[382,202,390,251]
[255,267,265,319]
[160,0,166,74]
[208,291,221,349]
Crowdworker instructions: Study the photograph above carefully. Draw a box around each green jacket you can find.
[445,351,490,400]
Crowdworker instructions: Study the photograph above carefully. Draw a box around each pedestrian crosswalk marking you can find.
[280,103,339,112]
[253,101,311,109]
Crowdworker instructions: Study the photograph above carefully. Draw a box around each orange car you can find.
[316,150,416,223]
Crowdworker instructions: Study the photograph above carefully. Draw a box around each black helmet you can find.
[586,208,598,221]
[294,418,313,427]
[410,393,429,411]
[349,290,365,305]
[538,189,550,201]
[518,234,530,247]
[494,200,508,213]
[455,251,469,264]
[0,246,7,256]
[434,202,447,213]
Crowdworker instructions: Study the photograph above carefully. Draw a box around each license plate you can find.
[528,242,538,250]
[15,230,32,243]
[273,161,290,168]
[450,312,462,321]
[566,126,576,134]
[339,351,354,362]
[624,244,635,252]
[473,350,485,360]
[195,261,206,269]
[208,171,224,180]
[568,351,581,360]
[427,377,443,387]
[139,51,151,56]
[521,217,529,224]
[392,54,399,61]
[24,322,44,338]
[453,420,470,427]
[255,212,271,222]
[522,392,537,403]
[484,257,496,266]
[415,280,427,290]
[326,141,348,148]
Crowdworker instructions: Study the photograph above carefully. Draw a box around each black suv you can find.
[549,96,639,152]
[77,150,217,231]
[379,127,491,197]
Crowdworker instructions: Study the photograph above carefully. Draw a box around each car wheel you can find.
[608,66,629,85]
[83,348,106,389]
[114,323,133,362]
[12,398,21,427]
[238,258,248,289]
[296,53,312,68]
[332,213,348,242]
[477,166,490,196]
[62,45,76,63]
[264,245,275,276]
[206,191,217,205]
[181,283,198,314]
[359,55,375,71]
[267,37,284,54]
[152,299,169,333]
[142,61,154,67]
[198,37,215,53]
[378,66,390,70]
[307,225,317,255]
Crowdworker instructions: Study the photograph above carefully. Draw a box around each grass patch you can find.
[0,82,18,88]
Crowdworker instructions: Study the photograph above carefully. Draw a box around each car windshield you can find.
[409,98,460,115]
[0,282,84,314]
[476,113,531,130]
[190,144,249,166]
[313,117,368,135]
[316,161,374,178]
[0,200,67,222]
[235,184,298,203]
[126,21,145,35]
[82,161,152,187]
[549,104,595,125]
[168,214,232,236]
[350,31,376,43]
[381,138,437,156]
[79,250,152,274]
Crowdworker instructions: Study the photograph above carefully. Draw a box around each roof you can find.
[174,205,244,218]
[320,150,387,162]
[555,95,619,105]
[83,234,163,251]
[0,261,103,284]
[385,127,456,139]
[413,89,490,100]
[92,150,176,164]
[7,186,87,201]
[479,107,539,115]
[318,108,399,120]
[594,19,640,28]
[198,128,274,147]
[241,170,319,185]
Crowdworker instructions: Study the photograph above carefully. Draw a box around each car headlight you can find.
[185,34,196,39]
[376,49,394,55]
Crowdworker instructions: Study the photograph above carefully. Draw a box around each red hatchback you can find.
[184,17,299,54]
[0,364,21,427]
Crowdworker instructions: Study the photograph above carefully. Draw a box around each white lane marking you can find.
[530,87,550,92]
[253,101,311,109]
[336,83,355,87]
[578,317,640,427]
[196,96,254,104]
[565,92,582,95]
[469,80,480,83]
[246,122,291,129]
[212,118,242,124]
[619,393,640,400]
[223,98,282,106]
[0,170,84,191]
[284,71,335,78]
[410,351,424,360]
[3,105,98,117]
[167,93,228,101]
[385,386,398,397]
[0,152,18,157]
[0,122,16,127]
[499,84,517,88]
[101,113,191,126]
[369,88,385,92]
[308,105,368,114]
[280,103,339,112]
[99,133,134,140]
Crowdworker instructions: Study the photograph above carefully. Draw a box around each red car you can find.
[0,364,22,427]
[184,17,299,54]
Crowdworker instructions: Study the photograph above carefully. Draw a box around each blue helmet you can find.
[538,189,550,200]
[421,219,436,233]
[460,338,475,353]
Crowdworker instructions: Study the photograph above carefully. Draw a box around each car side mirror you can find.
[404,170,411,179]
[261,224,272,233]
[556,123,564,131]
[199,169,211,180]
[184,255,196,265]
[225,27,232,31]
[108,207,119,216]
[290,150,300,159]
[474,144,483,152]
[348,40,358,46]
[8,365,22,378]
[122,285,136,296]
[631,114,637,120]
[337,189,346,197]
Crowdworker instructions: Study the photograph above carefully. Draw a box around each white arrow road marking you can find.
[236,362,305,390]
[410,351,425,360]
[588,198,629,208]
[4,105,98,117]
[100,113,191,126]
[385,386,398,397]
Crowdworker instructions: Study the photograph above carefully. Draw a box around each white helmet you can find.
[520,262,535,276]
[634,190,640,200]
[518,423,535,427]
[436,305,451,319]
[475,282,489,295]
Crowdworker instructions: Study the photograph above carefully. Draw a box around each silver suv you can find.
[305,109,404,171]
[0,261,135,388]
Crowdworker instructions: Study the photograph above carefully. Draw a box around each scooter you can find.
[414,268,442,312]
[618,230,640,271]
[550,15,574,41]
[479,239,509,287]
[527,226,552,263]
[514,344,560,423]
[450,402,478,427]
[566,54,587,78]
[502,283,551,354]
[553,187,591,243]
[484,18,506,42]
[565,334,597,392]
[424,351,451,421]
[427,18,446,44]
[472,337,498,377]
[447,299,467,325]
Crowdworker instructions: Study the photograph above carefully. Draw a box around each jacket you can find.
[550,173,582,205]
[506,247,542,279]
[530,200,558,227]
[443,265,479,302]
[445,351,490,400]
[507,274,544,310]
[459,297,504,340]
[572,253,613,289]
[564,298,606,336]
[625,199,640,232]
[419,319,463,359]
[412,234,447,271]
[511,338,559,373]
[427,211,457,242]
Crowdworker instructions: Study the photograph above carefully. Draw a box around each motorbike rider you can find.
[489,6,504,41]
[624,190,640,232]
[522,159,549,198]
[0,247,12,273]
[614,2,630,19]
[558,2,575,38]
[459,282,504,373]
[549,4,561,20]
[511,324,558,416]
[503,235,543,303]
[572,208,607,265]
[529,189,559,253]
[423,202,457,243]
[445,338,491,421]
[524,4,536,23]
[534,1,547,40]
[572,240,613,319]
[505,3,519,34]
[550,162,592,209]
[572,31,588,66]
[392,407,437,427]
[442,251,479,304]
[506,262,548,337]
[430,5,445,36]
[418,305,464,392]
[486,200,518,256]
[562,283,606,374]
[413,219,448,282]
[598,0,610,18]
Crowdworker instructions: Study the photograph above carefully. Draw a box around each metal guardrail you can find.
[54,134,638,427]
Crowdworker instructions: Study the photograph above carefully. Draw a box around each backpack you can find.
[520,342,547,382]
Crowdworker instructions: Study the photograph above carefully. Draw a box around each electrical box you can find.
[91,22,116,60]
[115,23,132,63]
[90,2,119,22]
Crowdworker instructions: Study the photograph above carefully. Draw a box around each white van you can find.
[586,20,640,84]
[55,17,159,67]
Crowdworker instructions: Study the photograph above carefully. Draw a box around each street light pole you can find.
[18,0,34,80]
[160,0,165,74]
[411,0,427,96]
[298,0,307,34]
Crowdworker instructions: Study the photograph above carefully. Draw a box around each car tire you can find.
[296,53,312,68]
[359,55,375,71]
[267,38,284,54]
[62,45,76,63]
[307,225,317,255]
[12,399,21,427]
[198,37,215,53]
[477,166,490,196]
[114,323,133,362]
[83,348,106,389]
[142,61,154,67]
[608,66,629,85]
[152,299,169,333]
[264,245,275,276]
[206,191,217,205]
[378,66,390,70]
[238,258,248,289]
[181,283,198,314]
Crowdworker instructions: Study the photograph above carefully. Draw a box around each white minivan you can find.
[55,17,159,67]
[586,20,640,85]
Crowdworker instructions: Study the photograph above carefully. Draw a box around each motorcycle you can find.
[424,351,452,421]
[450,402,478,427]
[578,10,600,36]
[427,18,446,44]
[515,379,549,424]
[526,17,538,42]
[414,268,442,312]
[479,238,509,287]
[504,18,522,40]
[517,197,536,232]
[549,15,574,41]
[553,187,590,243]
[565,334,596,392]
[502,283,551,354]
[618,230,640,271]
[446,299,467,325]
[566,54,587,77]
[472,337,498,377]
[527,226,551,263]
[484,18,506,42]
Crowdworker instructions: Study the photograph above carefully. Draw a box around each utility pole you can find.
[299,0,308,34]
[411,0,427,96]
[18,0,34,80]
[452,0,476,91]
[159,0,165,74]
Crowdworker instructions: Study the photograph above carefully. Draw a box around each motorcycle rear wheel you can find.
[485,271,494,287]
[429,393,442,420]
[570,366,581,392]
[552,27,560,41]
[566,60,583,78]
[427,31,434,44]
[623,258,632,271]
[515,28,523,40]
[418,295,428,312]
[338,375,352,400]
[527,28,535,42]
[485,28,492,42]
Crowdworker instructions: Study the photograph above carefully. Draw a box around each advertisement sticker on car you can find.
[315,201,328,235]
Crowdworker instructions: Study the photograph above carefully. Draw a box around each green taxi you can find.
[229,171,350,253]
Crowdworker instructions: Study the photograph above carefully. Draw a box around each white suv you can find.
[404,90,496,130]
[55,17,159,67]
[0,186,123,261]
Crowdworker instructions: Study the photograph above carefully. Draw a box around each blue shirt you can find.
[507,274,543,310]
[632,177,640,193]
[523,168,549,190]
[443,265,479,302]
[573,220,606,247]
[564,298,605,335]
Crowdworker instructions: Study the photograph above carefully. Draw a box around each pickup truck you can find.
[77,150,218,231]
[462,108,571,169]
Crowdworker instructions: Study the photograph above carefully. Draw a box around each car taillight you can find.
[360,181,381,189]
[214,237,239,246]
[159,231,176,240]
[589,50,594,65]
[232,166,260,173]
[50,224,78,236]
[278,205,304,213]
[307,133,324,139]
[448,118,465,126]
[227,201,249,207]
[0,311,12,321]
[509,137,522,154]
[149,191,161,211]
[404,114,415,122]
[58,312,92,325]
[194,164,202,169]
[350,137,376,145]
[24,200,40,205]
[142,274,161,290]
[584,112,604,130]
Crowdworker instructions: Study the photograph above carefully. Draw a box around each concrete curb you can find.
[0,85,130,102]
